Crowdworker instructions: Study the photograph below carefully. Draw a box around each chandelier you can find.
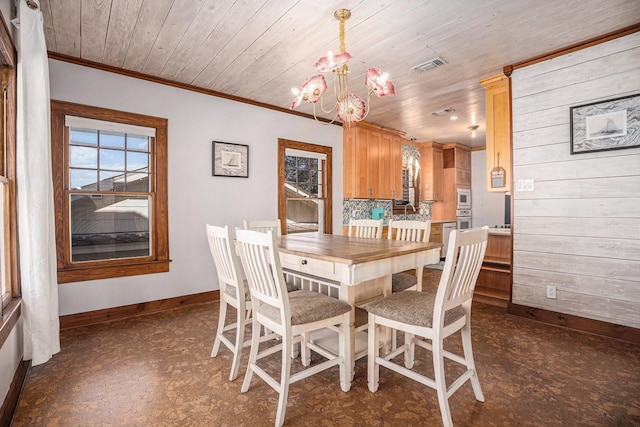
[290,9,395,127]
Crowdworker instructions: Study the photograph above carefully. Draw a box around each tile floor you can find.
[11,276,640,426]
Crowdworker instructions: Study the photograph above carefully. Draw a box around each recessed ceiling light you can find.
[450,116,458,120]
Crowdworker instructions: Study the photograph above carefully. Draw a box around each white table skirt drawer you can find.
[279,253,336,278]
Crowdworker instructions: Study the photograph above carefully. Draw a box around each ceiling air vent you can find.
[412,57,447,73]
[430,107,456,116]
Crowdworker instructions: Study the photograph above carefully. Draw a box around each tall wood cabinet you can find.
[419,142,444,201]
[475,231,511,308]
[344,121,404,199]
[432,143,471,221]
[480,74,512,192]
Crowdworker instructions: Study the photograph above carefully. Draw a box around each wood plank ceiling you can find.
[41,0,640,147]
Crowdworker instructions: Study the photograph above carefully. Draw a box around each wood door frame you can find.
[278,139,332,235]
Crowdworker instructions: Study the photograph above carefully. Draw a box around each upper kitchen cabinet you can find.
[432,143,471,221]
[420,142,444,201]
[480,74,512,192]
[379,133,403,200]
[343,121,404,199]
[443,143,471,186]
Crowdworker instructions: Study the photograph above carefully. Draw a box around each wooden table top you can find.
[278,233,441,265]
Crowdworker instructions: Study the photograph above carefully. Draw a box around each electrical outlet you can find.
[546,285,557,299]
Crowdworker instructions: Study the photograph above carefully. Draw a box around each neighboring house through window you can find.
[51,101,169,283]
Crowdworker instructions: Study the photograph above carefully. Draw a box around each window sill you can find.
[0,298,21,348]
[58,259,170,283]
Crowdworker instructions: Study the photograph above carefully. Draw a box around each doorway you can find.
[278,139,332,234]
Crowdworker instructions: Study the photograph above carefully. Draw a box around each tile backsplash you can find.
[343,199,432,224]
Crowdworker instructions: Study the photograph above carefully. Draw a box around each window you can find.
[278,139,332,234]
[51,101,169,283]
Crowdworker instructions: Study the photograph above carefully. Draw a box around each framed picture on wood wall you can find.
[570,93,640,154]
[212,141,249,177]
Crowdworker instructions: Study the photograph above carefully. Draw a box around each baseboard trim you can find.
[508,303,640,344]
[59,290,220,329]
[0,359,30,427]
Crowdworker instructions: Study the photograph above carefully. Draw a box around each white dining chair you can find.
[386,219,432,350]
[366,226,489,427]
[347,218,383,238]
[387,219,432,293]
[205,224,251,381]
[236,229,352,427]
[243,219,282,236]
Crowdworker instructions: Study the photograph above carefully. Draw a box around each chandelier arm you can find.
[311,101,340,126]
[358,90,374,122]
[316,95,338,115]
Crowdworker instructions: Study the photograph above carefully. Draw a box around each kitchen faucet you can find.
[403,204,416,220]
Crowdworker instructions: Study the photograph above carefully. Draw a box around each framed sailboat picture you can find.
[570,93,640,154]
[212,141,249,177]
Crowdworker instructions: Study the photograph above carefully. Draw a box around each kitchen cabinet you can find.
[419,142,443,201]
[379,133,403,199]
[480,74,511,192]
[432,143,471,221]
[343,121,405,199]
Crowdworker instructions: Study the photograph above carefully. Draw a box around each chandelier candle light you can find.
[290,9,395,127]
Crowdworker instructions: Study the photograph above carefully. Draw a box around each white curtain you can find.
[16,0,60,365]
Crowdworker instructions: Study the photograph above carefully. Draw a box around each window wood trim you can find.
[0,10,18,316]
[51,100,169,283]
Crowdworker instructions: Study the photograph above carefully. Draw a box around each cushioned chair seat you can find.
[224,281,251,301]
[391,272,417,293]
[259,290,351,325]
[365,291,464,328]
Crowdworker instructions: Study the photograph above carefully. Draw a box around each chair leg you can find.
[461,320,485,402]
[211,300,227,357]
[367,315,379,393]
[301,332,311,367]
[391,328,397,352]
[433,337,454,427]
[228,303,246,381]
[241,318,262,393]
[275,332,292,427]
[339,316,351,392]
[404,332,415,369]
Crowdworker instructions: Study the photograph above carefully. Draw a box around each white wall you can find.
[49,59,344,316]
[510,33,640,328]
[0,317,22,401]
[471,149,506,227]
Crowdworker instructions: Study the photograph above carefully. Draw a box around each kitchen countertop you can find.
[487,227,511,235]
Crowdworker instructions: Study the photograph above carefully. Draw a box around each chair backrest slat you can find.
[435,227,488,319]
[244,219,282,236]
[236,229,289,319]
[206,224,245,299]
[387,219,431,243]
[348,218,383,239]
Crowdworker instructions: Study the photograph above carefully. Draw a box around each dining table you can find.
[278,232,441,383]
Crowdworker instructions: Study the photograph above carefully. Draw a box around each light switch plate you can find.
[516,179,534,192]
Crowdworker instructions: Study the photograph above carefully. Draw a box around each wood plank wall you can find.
[510,32,640,329]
